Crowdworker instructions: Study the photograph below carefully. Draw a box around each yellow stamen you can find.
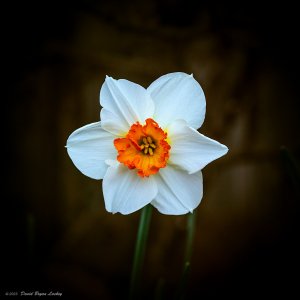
[140,136,157,155]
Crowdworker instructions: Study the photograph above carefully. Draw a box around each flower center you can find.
[140,136,156,155]
[114,118,170,177]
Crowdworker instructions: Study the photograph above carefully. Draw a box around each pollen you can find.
[140,135,156,156]
[114,118,171,177]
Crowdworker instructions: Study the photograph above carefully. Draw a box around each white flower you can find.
[66,72,228,215]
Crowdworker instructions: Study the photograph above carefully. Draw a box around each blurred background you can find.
[2,0,299,299]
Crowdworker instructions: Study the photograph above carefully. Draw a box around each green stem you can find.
[177,262,191,300]
[129,204,153,299]
[177,211,197,300]
[184,211,197,263]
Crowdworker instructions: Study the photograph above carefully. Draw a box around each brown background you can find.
[2,0,299,299]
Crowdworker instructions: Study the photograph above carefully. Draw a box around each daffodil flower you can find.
[66,72,228,215]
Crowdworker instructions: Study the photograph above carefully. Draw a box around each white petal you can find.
[152,166,203,215]
[66,122,117,180]
[168,120,228,174]
[147,72,206,129]
[103,163,158,215]
[100,76,155,136]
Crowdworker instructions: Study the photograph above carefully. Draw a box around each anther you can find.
[141,136,156,155]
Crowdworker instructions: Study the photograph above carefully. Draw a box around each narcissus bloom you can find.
[66,72,228,215]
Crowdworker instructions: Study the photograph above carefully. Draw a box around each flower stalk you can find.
[177,211,197,299]
[130,204,153,299]
[184,211,197,263]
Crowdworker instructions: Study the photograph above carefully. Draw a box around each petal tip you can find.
[105,75,115,82]
[222,144,229,154]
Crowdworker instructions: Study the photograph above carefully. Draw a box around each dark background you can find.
[2,0,299,299]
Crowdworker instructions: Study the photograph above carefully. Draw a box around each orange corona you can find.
[114,118,171,177]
